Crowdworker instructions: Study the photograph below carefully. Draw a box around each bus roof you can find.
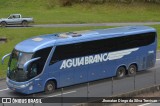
[15,26,156,53]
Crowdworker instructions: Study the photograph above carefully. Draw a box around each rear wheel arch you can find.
[116,65,127,72]
[22,20,28,23]
[129,63,138,70]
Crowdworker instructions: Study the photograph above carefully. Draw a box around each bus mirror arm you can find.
[2,53,11,65]
[23,57,41,72]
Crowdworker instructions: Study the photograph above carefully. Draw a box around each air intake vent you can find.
[146,54,154,68]
[57,30,97,38]
[70,33,82,37]
[58,32,82,38]
[58,33,69,38]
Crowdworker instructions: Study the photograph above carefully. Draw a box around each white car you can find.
[0,14,34,27]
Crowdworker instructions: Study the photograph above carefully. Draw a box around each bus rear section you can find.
[47,31,157,88]
[2,26,157,94]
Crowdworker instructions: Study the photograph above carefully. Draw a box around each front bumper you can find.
[6,78,33,94]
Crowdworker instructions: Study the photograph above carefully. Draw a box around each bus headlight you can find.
[19,84,26,88]
[19,82,33,88]
[29,85,33,90]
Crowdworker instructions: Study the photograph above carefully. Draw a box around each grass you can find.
[0,25,160,78]
[0,0,160,24]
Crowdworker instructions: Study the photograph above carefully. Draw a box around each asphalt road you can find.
[33,22,160,27]
[4,22,160,28]
[0,51,160,106]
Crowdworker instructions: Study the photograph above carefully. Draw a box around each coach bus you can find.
[2,26,157,94]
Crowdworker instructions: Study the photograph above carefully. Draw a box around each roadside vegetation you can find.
[0,25,160,78]
[0,0,160,24]
[59,0,160,6]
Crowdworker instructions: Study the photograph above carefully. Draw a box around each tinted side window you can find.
[125,32,155,49]
[28,47,52,77]
[112,32,155,50]
[50,32,155,64]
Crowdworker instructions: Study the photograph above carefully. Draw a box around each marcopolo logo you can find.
[60,48,139,69]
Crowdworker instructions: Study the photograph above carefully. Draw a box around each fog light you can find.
[29,85,33,90]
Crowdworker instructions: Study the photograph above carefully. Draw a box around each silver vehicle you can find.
[0,14,34,27]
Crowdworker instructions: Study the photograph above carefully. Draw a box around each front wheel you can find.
[128,64,137,76]
[44,81,55,93]
[116,66,126,78]
[1,22,7,27]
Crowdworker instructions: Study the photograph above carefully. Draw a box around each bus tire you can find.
[128,64,137,76]
[44,81,55,93]
[116,66,126,78]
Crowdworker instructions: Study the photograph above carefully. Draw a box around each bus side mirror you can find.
[2,53,11,65]
[23,57,41,72]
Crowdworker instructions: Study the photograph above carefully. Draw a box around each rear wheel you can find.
[44,81,55,93]
[1,22,7,27]
[128,64,137,76]
[22,21,28,27]
[116,66,126,78]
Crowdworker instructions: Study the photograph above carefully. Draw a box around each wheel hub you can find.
[130,67,135,74]
[47,84,53,91]
[119,70,124,77]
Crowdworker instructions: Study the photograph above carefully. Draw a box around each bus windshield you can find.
[8,50,33,82]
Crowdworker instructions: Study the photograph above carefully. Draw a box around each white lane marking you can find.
[0,88,9,92]
[138,103,151,106]
[47,90,77,97]
[156,59,160,61]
